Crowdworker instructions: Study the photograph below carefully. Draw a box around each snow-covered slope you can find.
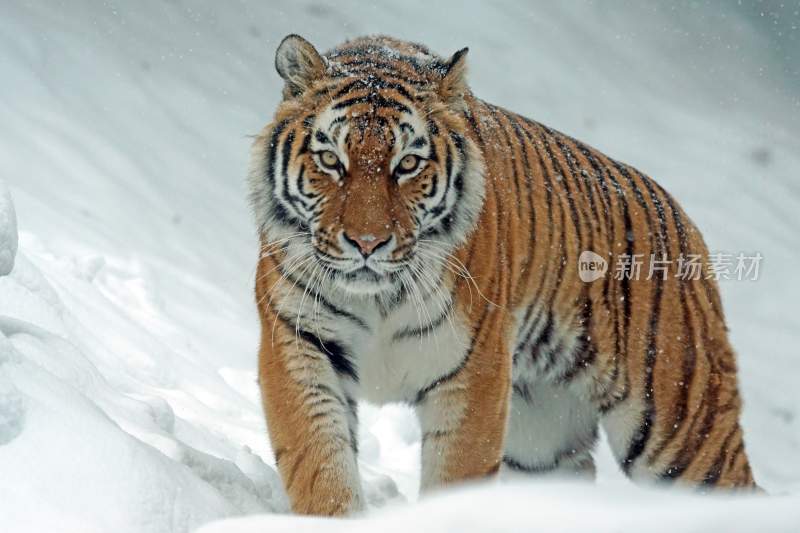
[195,481,800,533]
[0,1,798,532]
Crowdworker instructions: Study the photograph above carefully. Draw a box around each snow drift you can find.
[197,481,800,533]
[0,182,17,276]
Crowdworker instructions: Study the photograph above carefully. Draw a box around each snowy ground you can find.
[1,1,799,532]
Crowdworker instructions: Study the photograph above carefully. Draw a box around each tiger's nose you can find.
[343,232,390,257]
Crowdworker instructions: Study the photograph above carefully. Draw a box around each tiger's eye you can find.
[319,150,340,169]
[398,154,419,172]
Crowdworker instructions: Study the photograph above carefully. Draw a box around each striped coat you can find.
[249,34,757,515]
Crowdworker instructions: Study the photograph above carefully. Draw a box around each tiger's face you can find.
[250,35,485,297]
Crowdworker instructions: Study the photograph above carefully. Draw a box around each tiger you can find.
[248,34,758,515]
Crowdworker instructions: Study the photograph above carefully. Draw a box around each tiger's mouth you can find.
[314,246,412,273]
[343,265,386,282]
[311,238,416,294]
[329,262,406,295]
[330,269,394,295]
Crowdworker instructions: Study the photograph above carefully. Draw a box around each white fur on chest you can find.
[340,295,469,405]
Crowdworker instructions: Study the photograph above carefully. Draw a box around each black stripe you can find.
[615,162,663,474]
[503,456,560,474]
[297,329,357,381]
[392,305,452,341]
[530,314,554,365]
[513,304,543,359]
[486,106,522,220]
[331,76,415,101]
[538,126,584,258]
[314,130,331,145]
[278,266,370,331]
[297,164,320,200]
[421,429,454,445]
[266,120,290,186]
[513,382,533,403]
[297,133,312,157]
[464,106,486,148]
[701,425,739,487]
[281,131,295,176]
[332,93,411,113]
[574,140,622,402]
[555,134,600,244]
[643,178,695,460]
[506,114,537,274]
[280,154,315,215]
[422,147,442,200]
[520,120,572,322]
[656,182,725,464]
[332,49,427,71]
[276,128,315,217]
[425,133,459,225]
[503,429,597,473]
[540,130,597,386]
[345,396,359,454]
[725,442,745,473]
[595,155,635,413]
[303,382,347,407]
[413,347,469,404]
[516,119,558,312]
[329,65,430,87]
[557,300,598,383]
[399,122,415,136]
[410,136,427,149]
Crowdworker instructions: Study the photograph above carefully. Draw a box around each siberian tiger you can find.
[249,34,757,515]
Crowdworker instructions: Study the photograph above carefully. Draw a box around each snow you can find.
[0,1,798,532]
[195,481,800,533]
[0,182,17,276]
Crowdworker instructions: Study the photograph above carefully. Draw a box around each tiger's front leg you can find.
[258,315,363,516]
[415,311,512,491]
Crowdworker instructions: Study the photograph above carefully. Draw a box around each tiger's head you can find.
[249,35,485,297]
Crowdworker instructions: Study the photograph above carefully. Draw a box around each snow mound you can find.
[0,242,289,533]
[197,481,800,533]
[0,181,17,276]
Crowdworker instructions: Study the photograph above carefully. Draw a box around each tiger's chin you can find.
[330,267,402,296]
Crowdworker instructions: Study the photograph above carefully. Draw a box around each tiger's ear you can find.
[438,47,470,109]
[275,34,326,98]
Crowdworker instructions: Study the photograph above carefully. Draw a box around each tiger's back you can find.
[250,34,756,516]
